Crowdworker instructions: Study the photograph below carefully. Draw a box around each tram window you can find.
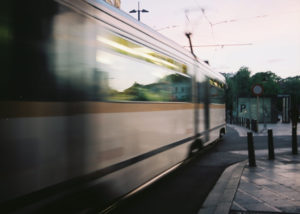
[209,80,225,104]
[197,82,206,103]
[96,38,192,102]
[0,12,192,103]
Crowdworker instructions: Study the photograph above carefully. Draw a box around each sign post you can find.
[252,84,264,132]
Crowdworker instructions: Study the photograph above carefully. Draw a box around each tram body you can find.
[0,0,225,212]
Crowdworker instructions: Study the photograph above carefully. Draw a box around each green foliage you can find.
[225,67,300,112]
[224,67,251,110]
[232,67,251,97]
[224,74,234,110]
[250,71,281,96]
[280,76,300,105]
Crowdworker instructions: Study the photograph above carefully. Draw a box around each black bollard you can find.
[268,129,275,160]
[246,119,250,129]
[292,126,298,155]
[247,132,256,167]
[252,120,258,133]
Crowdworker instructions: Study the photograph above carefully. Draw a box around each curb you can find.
[198,160,247,214]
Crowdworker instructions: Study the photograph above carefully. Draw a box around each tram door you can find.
[203,79,210,142]
[196,75,209,144]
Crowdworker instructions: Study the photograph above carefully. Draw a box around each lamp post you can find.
[129,2,149,21]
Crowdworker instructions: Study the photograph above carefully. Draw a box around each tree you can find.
[280,76,300,102]
[232,67,251,97]
[280,76,300,125]
[224,73,234,111]
[250,71,281,96]
[224,67,251,121]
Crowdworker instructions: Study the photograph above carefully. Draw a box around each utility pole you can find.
[129,2,149,21]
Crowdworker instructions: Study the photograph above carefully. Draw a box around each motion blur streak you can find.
[0,0,225,213]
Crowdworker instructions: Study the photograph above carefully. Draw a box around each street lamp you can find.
[129,2,149,21]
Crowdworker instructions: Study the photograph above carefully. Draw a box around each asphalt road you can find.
[107,126,249,214]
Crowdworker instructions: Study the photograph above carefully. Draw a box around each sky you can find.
[120,0,300,78]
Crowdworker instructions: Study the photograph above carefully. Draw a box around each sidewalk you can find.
[231,154,300,214]
[198,123,300,214]
[198,154,300,214]
[227,122,300,137]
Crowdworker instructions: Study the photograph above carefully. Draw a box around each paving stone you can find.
[220,189,237,202]
[230,201,246,211]
[227,177,241,189]
[279,205,300,213]
[214,202,232,214]
[232,154,300,213]
[264,184,299,200]
[239,181,263,193]
[233,189,262,205]
[241,202,280,212]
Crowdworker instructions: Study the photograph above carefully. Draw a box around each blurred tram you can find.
[0,0,226,213]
